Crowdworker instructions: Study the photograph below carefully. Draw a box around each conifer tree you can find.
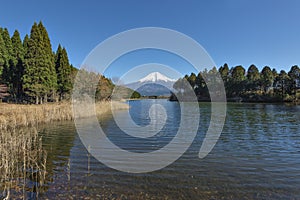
[0,29,7,76]
[38,22,57,102]
[23,22,57,104]
[11,30,25,100]
[55,44,72,100]
[1,28,14,63]
[1,28,14,99]
[261,66,274,94]
[23,34,29,53]
[23,22,41,103]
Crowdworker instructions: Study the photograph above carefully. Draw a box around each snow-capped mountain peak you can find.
[139,72,176,83]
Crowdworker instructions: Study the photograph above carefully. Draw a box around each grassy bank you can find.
[0,101,129,130]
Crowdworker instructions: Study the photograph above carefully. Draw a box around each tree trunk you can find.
[44,94,48,103]
[35,96,39,104]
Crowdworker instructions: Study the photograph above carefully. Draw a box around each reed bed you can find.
[0,128,47,199]
[0,101,129,199]
[0,101,129,130]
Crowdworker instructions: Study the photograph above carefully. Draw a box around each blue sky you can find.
[1,0,300,81]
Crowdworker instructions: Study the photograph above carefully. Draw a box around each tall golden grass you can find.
[0,127,47,199]
[0,101,129,198]
[0,101,129,130]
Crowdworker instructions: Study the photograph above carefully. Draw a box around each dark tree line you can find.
[0,22,123,104]
[171,64,300,102]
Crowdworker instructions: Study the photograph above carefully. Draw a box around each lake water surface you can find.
[37,100,300,199]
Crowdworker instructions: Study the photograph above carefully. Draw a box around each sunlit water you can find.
[36,100,300,199]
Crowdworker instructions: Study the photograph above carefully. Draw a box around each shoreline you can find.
[0,101,129,130]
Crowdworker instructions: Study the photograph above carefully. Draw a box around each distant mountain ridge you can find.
[125,72,176,96]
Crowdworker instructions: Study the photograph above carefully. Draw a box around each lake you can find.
[33,100,300,199]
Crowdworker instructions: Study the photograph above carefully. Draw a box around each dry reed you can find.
[0,127,47,199]
[0,101,129,130]
[0,101,129,198]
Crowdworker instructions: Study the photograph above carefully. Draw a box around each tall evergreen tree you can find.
[187,72,197,89]
[219,63,229,83]
[246,65,260,92]
[23,22,57,104]
[12,30,24,60]
[23,23,41,103]
[0,30,7,77]
[261,66,274,94]
[11,30,25,100]
[38,22,57,102]
[55,44,72,100]
[288,65,300,100]
[274,70,290,100]
[231,65,246,82]
[247,64,260,82]
[1,28,14,63]
[1,28,14,99]
[23,34,29,53]
[195,72,208,97]
[227,65,246,97]
[0,28,9,78]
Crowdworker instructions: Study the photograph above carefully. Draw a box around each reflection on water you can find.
[0,127,47,199]
[5,100,300,199]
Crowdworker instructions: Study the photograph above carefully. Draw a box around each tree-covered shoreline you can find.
[0,22,137,104]
[171,64,300,103]
[1,22,299,104]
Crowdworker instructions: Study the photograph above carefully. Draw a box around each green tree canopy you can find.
[231,65,246,82]
[23,22,57,104]
[219,63,229,82]
[55,44,72,100]
[247,64,260,82]
[260,66,274,93]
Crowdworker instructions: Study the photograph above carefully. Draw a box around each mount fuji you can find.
[125,72,176,96]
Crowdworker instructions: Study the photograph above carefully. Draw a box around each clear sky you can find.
[1,0,300,81]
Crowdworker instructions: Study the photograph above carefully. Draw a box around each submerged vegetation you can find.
[0,100,128,199]
[0,128,47,199]
[0,21,131,198]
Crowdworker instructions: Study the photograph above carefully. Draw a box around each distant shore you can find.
[0,101,129,130]
[169,95,299,103]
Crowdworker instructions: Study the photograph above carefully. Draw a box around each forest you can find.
[0,22,139,104]
[1,22,299,104]
[171,64,300,102]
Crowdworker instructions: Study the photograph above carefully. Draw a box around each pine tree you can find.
[23,22,57,104]
[219,63,229,83]
[246,64,260,92]
[1,28,14,63]
[23,34,29,53]
[1,28,15,101]
[0,28,9,77]
[11,30,25,100]
[55,44,72,100]
[23,23,41,103]
[288,65,300,100]
[38,22,57,102]
[261,66,274,94]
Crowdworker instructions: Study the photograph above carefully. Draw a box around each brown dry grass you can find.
[0,101,129,130]
[0,127,47,199]
[0,101,129,198]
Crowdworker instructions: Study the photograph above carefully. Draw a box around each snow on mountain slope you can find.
[139,72,176,83]
[125,72,177,96]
